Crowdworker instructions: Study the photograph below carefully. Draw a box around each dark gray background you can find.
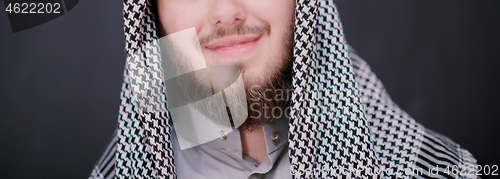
[0,0,498,178]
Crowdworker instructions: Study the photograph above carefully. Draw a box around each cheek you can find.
[161,12,191,34]
[251,0,295,22]
[158,5,205,35]
[252,0,295,45]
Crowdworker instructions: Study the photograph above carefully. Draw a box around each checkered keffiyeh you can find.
[89,0,479,178]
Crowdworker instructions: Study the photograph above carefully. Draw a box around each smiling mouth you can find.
[203,34,263,59]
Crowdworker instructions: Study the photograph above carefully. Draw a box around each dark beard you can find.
[238,57,293,132]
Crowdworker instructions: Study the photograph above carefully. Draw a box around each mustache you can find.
[198,23,271,45]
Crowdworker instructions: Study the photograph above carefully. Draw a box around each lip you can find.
[203,34,262,59]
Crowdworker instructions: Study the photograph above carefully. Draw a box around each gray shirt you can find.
[171,117,292,179]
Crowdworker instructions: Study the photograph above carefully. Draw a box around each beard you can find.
[161,20,294,132]
[239,56,293,132]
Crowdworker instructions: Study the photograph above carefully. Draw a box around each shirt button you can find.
[255,173,267,178]
[271,131,280,143]
[220,130,228,141]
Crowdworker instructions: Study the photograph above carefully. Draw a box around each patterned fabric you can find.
[89,132,116,179]
[90,0,478,178]
[288,0,318,177]
[120,0,175,178]
[349,48,478,179]
[350,48,424,178]
[413,129,478,179]
[289,0,378,178]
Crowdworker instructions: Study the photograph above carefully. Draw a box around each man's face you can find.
[157,0,295,131]
[157,0,295,88]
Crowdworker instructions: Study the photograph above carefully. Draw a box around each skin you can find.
[157,0,295,164]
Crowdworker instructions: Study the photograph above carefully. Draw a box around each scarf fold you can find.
[289,0,378,178]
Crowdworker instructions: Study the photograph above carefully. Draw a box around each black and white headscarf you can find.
[90,0,479,178]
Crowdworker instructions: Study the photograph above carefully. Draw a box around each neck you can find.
[240,126,268,164]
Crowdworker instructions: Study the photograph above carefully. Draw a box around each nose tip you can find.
[210,0,246,26]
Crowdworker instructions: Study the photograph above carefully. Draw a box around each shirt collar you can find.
[200,116,289,156]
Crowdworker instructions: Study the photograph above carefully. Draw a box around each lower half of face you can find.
[158,0,296,131]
